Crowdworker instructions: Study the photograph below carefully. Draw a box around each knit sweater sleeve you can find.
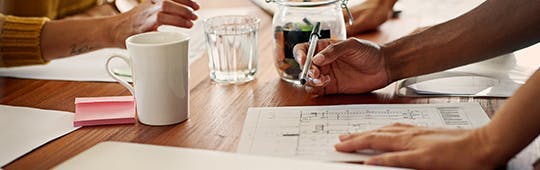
[0,14,50,67]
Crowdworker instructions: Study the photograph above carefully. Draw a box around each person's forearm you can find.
[40,15,132,61]
[474,70,540,165]
[382,0,540,81]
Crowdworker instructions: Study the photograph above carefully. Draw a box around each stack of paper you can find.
[74,96,136,127]
[0,105,79,167]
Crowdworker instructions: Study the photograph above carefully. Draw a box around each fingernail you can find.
[366,158,380,165]
[312,54,325,65]
[312,78,321,84]
[321,75,331,85]
[339,134,350,140]
[192,1,200,10]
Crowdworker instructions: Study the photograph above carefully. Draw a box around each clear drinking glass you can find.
[204,15,260,84]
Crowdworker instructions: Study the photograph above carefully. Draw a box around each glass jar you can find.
[269,0,351,84]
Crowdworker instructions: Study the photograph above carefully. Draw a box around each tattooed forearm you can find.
[70,44,94,55]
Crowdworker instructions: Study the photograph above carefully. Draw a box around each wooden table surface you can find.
[2,0,539,169]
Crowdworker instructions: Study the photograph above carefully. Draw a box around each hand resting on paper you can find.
[328,71,540,169]
[293,0,540,169]
[334,123,497,169]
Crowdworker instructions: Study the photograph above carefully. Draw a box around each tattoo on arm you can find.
[70,44,94,55]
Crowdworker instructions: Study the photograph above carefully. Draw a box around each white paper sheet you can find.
[55,142,405,170]
[0,105,79,167]
[0,48,130,82]
[0,8,257,82]
[237,103,490,162]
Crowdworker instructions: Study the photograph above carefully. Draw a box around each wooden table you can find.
[2,0,539,169]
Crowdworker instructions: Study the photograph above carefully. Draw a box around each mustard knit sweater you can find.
[0,0,97,67]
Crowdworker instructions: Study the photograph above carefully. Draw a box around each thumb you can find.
[365,151,427,169]
[293,42,309,66]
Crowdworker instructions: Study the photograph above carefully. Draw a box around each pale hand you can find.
[335,123,499,169]
[112,0,200,46]
[293,38,390,96]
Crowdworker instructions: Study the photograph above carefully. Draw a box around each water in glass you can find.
[204,16,260,84]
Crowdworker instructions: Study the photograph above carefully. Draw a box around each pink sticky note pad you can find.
[74,96,136,127]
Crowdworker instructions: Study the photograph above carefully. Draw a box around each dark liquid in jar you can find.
[274,26,331,80]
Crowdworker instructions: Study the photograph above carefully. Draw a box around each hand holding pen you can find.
[293,37,390,95]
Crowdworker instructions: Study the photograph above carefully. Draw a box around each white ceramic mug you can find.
[106,31,189,126]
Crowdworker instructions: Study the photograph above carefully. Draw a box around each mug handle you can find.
[106,54,135,96]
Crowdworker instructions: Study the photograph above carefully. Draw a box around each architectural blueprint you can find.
[237,103,491,162]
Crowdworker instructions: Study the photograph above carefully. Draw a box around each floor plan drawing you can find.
[237,103,491,162]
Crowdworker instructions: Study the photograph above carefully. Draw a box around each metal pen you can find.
[299,22,321,85]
